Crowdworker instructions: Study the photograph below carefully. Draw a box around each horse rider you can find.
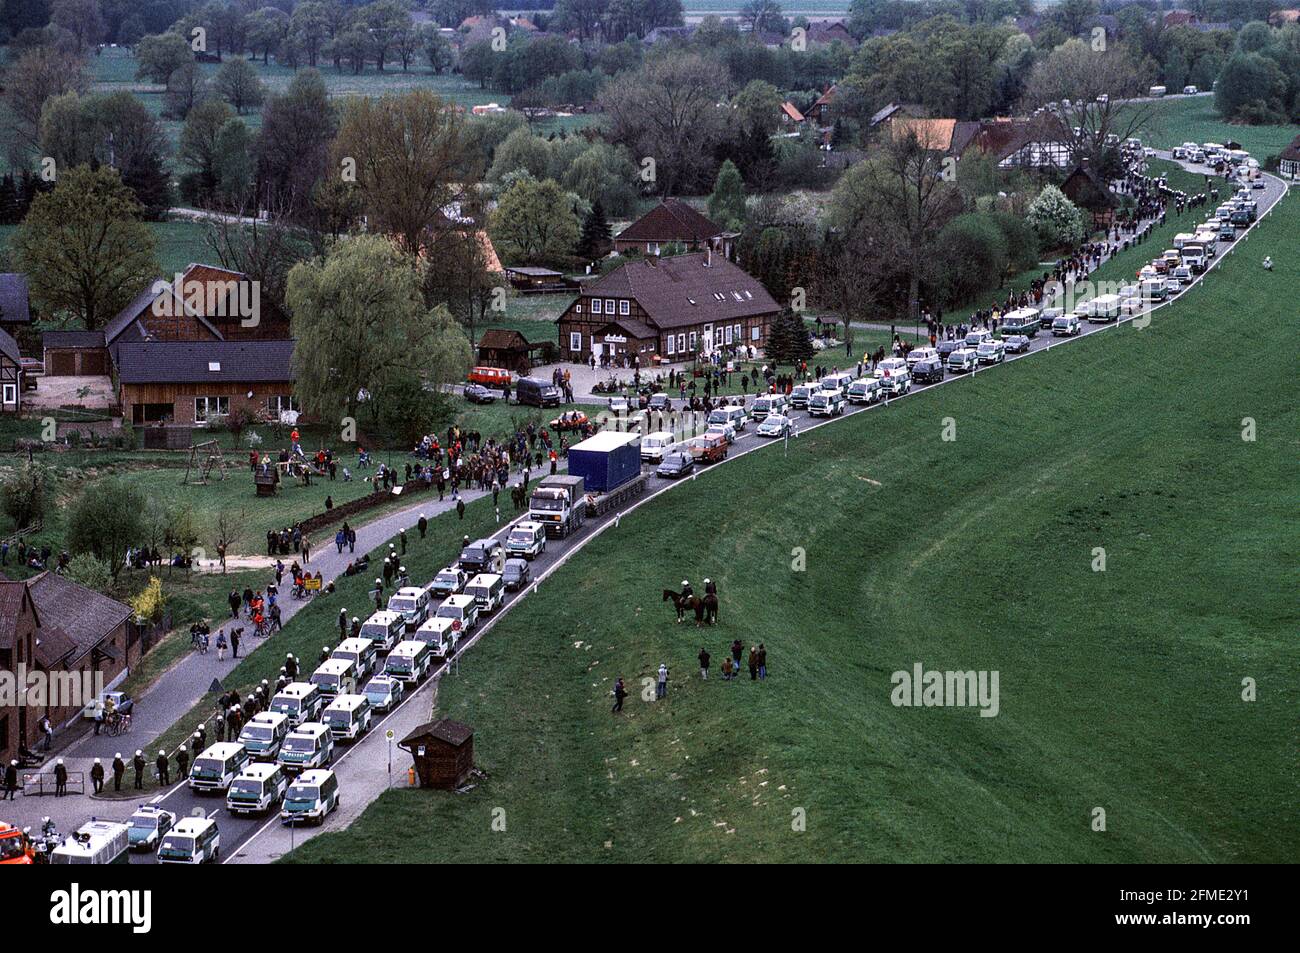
[679,579,694,601]
[704,578,717,598]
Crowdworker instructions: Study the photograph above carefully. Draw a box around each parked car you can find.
[463,384,496,404]
[1038,307,1064,330]
[936,340,962,360]
[656,450,694,478]
[647,393,673,412]
[127,806,176,853]
[1003,335,1031,355]
[912,358,946,383]
[847,377,883,405]
[82,691,133,721]
[640,431,675,464]
[361,675,404,713]
[756,414,792,438]
[502,558,531,592]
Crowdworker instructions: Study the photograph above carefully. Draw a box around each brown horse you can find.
[662,590,719,626]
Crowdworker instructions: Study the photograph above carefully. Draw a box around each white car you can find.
[705,422,737,445]
[905,347,938,368]
[756,414,792,438]
[874,357,909,379]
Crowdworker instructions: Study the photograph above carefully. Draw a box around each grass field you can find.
[0,219,216,276]
[281,189,1297,864]
[1142,96,1300,160]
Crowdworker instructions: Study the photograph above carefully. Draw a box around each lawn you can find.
[1141,95,1300,160]
[0,219,216,276]
[283,192,1297,864]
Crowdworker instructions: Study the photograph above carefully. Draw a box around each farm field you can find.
[0,219,215,277]
[1141,96,1300,160]
[283,191,1298,865]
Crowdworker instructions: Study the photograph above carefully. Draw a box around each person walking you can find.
[112,754,125,792]
[3,760,17,799]
[656,663,668,700]
[302,537,311,565]
[456,498,466,520]
[231,627,241,659]
[698,647,710,680]
[40,715,53,752]
[721,656,733,681]
[611,677,627,713]
[90,758,104,794]
[216,631,227,661]
[748,646,758,681]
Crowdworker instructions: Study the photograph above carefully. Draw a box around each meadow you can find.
[281,189,1297,864]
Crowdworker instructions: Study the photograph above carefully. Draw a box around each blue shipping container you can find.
[568,432,642,493]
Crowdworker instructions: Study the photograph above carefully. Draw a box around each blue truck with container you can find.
[528,431,649,538]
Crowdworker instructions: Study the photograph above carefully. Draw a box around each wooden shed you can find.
[476,328,539,375]
[400,719,474,790]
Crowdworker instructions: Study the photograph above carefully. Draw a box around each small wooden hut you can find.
[400,719,475,790]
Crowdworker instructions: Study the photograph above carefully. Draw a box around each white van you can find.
[1172,232,1196,250]
[789,382,818,409]
[414,616,460,660]
[310,658,358,698]
[387,586,430,631]
[238,711,290,762]
[278,723,334,774]
[639,431,675,463]
[322,693,372,741]
[819,372,854,396]
[269,682,324,727]
[385,640,432,685]
[226,762,289,816]
[50,820,129,865]
[1083,293,1122,323]
[876,366,911,397]
[435,594,479,636]
[807,389,845,417]
[963,329,992,349]
[707,405,748,432]
[464,573,505,615]
[749,394,788,420]
[1052,314,1081,336]
[156,817,220,865]
[188,742,250,793]
[331,637,377,681]
[281,768,340,826]
[947,348,978,373]
[359,610,405,654]
[847,377,882,405]
[506,521,547,560]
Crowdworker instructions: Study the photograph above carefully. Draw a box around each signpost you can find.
[386,729,394,787]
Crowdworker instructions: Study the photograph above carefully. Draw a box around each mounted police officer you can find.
[679,579,694,601]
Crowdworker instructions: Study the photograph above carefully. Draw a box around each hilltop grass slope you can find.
[284,194,1298,864]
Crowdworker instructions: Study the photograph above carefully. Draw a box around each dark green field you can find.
[281,191,1298,865]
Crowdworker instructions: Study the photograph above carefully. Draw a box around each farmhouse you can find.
[957,117,1072,169]
[1061,162,1120,225]
[116,339,297,427]
[1278,135,1300,177]
[613,199,733,258]
[0,328,20,414]
[0,273,31,335]
[556,252,779,365]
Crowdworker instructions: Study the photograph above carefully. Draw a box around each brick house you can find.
[0,328,20,415]
[613,199,733,259]
[0,580,40,758]
[556,252,780,365]
[116,339,297,427]
[1279,135,1300,177]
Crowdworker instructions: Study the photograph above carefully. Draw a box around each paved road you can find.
[30,160,1288,862]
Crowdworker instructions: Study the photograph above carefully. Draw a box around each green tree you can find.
[576,199,613,259]
[2,45,89,164]
[764,309,814,366]
[489,177,581,265]
[707,159,747,231]
[13,165,159,329]
[65,553,112,594]
[178,98,235,203]
[732,79,783,136]
[213,118,254,209]
[1025,184,1086,250]
[214,58,266,114]
[286,234,472,420]
[488,128,552,183]
[134,32,193,84]
[256,68,336,219]
[67,478,147,580]
[1214,52,1288,123]
[163,61,208,120]
[929,213,1009,310]
[1,460,50,530]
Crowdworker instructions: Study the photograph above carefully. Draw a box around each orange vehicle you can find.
[549,411,589,432]
[467,366,512,388]
[687,434,728,464]
[0,823,33,864]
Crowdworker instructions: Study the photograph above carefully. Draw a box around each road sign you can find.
[385,729,394,740]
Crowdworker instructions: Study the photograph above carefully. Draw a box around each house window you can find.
[751,327,760,341]
[666,335,676,355]
[648,242,659,254]
[194,396,229,423]
[733,323,741,343]
[570,332,582,351]
[677,333,686,354]
[619,300,630,316]
[575,304,582,314]
[591,299,602,314]
[1,383,15,406]
[266,395,300,415]
[604,299,616,315]
[724,325,733,345]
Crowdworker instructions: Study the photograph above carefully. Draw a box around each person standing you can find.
[3,760,16,799]
[90,758,104,794]
[656,663,669,700]
[400,529,407,554]
[748,646,758,681]
[228,588,241,619]
[40,715,53,752]
[456,498,466,520]
[611,677,627,713]
[757,643,767,680]
[112,754,125,792]
[176,745,189,782]
[231,627,241,659]
[731,638,743,674]
[417,514,428,539]
[53,758,67,796]
[698,648,710,680]
[156,750,170,786]
[302,537,311,565]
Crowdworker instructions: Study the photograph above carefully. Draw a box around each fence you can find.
[20,770,85,796]
[0,519,43,548]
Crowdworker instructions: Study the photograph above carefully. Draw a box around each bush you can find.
[1,461,51,528]
[1026,185,1086,252]
[65,553,112,593]
[130,576,166,625]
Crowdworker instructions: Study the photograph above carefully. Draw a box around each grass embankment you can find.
[284,192,1297,864]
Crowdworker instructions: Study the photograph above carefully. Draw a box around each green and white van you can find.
[238,711,290,762]
[322,693,372,742]
[387,586,431,631]
[269,682,324,727]
[464,573,505,615]
[280,769,340,826]
[50,820,129,865]
[360,610,406,654]
[415,616,460,660]
[277,723,334,775]
[156,817,220,865]
[226,762,289,816]
[188,742,250,793]
[310,658,358,698]
[331,637,377,681]
[384,640,432,685]
[435,594,479,637]
[847,377,882,405]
